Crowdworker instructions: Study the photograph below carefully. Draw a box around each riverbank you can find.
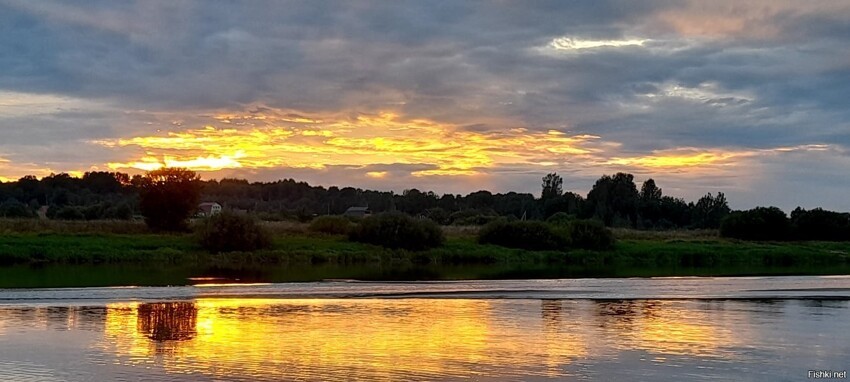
[1,229,849,269]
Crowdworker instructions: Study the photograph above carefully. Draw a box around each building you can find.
[343,206,371,218]
[197,202,222,217]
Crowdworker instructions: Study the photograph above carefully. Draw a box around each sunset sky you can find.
[1,1,850,210]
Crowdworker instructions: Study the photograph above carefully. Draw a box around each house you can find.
[197,202,222,217]
[343,206,371,218]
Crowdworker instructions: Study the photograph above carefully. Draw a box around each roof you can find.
[345,206,369,212]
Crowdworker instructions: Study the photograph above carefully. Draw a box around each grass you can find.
[0,218,150,235]
[0,221,849,276]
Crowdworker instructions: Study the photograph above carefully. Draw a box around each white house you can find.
[197,202,222,217]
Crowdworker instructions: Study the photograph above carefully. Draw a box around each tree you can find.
[790,207,850,241]
[720,206,789,241]
[586,173,639,227]
[639,179,662,202]
[692,192,731,228]
[139,168,202,231]
[541,173,563,200]
[637,179,663,227]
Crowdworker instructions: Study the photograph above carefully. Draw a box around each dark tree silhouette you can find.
[691,192,731,228]
[587,173,639,227]
[639,179,662,202]
[139,168,201,231]
[541,173,563,200]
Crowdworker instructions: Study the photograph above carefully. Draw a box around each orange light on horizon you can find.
[94,111,604,177]
[607,151,740,169]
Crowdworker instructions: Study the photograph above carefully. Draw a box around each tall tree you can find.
[139,168,202,231]
[638,179,663,228]
[691,192,731,228]
[586,173,639,227]
[639,179,662,202]
[541,173,563,200]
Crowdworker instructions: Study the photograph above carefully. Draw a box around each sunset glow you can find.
[1,1,849,209]
[96,112,605,177]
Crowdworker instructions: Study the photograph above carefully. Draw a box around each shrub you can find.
[0,198,34,218]
[720,207,790,241]
[348,212,444,250]
[196,212,272,253]
[478,220,568,251]
[546,212,575,226]
[449,209,499,225]
[53,206,86,221]
[309,215,354,235]
[566,219,615,250]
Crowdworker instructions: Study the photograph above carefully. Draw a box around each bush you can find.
[566,219,615,250]
[0,198,34,218]
[348,212,444,250]
[478,220,568,251]
[308,215,354,235]
[449,209,499,225]
[53,206,86,221]
[720,207,790,241]
[196,212,272,253]
[546,212,575,226]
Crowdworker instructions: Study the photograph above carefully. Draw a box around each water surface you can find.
[1,276,848,381]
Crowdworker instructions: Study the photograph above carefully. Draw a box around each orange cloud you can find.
[607,150,744,169]
[95,112,603,177]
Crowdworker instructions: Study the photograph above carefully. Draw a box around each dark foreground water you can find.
[1,277,849,381]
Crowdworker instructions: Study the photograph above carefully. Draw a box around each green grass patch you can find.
[0,231,848,273]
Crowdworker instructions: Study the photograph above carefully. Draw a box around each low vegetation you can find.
[478,219,615,251]
[478,220,568,251]
[348,212,444,250]
[308,215,354,235]
[1,229,848,276]
[565,219,615,250]
[195,212,272,253]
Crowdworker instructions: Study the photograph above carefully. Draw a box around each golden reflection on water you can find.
[90,299,740,380]
[593,300,741,356]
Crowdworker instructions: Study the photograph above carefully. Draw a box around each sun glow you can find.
[95,112,602,177]
[607,151,740,169]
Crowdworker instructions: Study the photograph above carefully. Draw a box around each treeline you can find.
[201,172,734,230]
[0,173,135,220]
[1,171,849,241]
[0,171,728,229]
[721,207,850,242]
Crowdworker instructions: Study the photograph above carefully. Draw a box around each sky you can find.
[1,1,850,211]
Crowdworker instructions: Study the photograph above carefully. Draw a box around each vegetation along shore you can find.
[1,168,850,287]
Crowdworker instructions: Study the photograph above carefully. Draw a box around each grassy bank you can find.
[1,229,849,270]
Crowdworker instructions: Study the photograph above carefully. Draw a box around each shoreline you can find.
[1,229,849,288]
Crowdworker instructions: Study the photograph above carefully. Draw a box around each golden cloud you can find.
[96,112,604,176]
[85,108,839,183]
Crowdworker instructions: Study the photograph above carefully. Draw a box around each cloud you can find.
[1,1,850,209]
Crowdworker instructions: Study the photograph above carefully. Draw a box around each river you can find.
[1,276,848,381]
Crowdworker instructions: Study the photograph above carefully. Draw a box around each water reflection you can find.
[0,298,848,381]
[137,302,198,342]
[594,300,741,357]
